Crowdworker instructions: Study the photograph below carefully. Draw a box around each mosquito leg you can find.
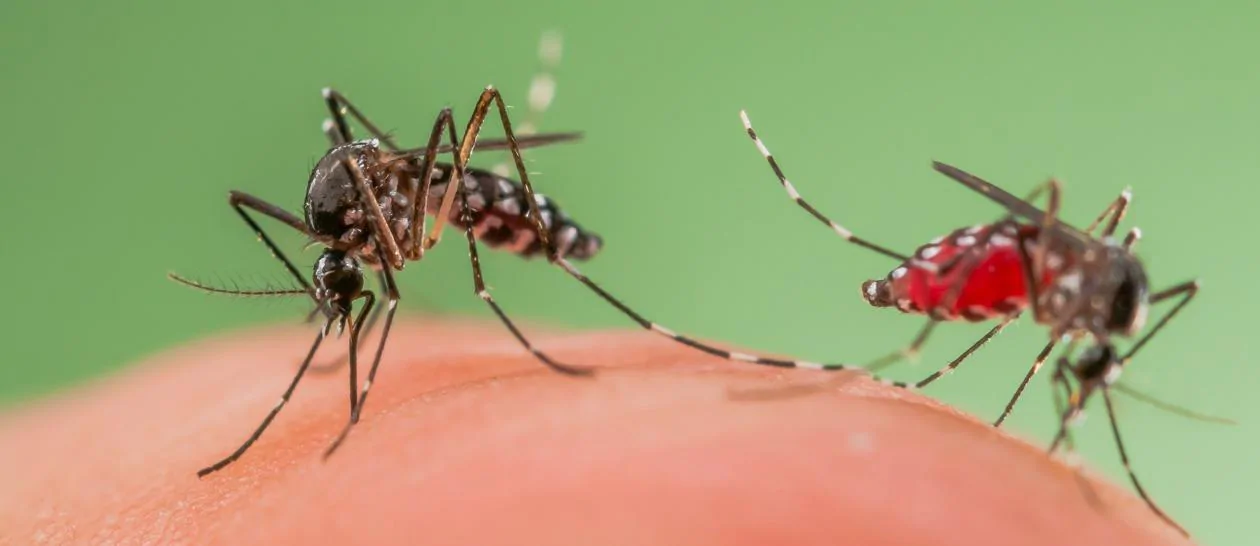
[492,31,562,177]
[739,110,933,269]
[323,88,403,151]
[310,269,387,374]
[1122,227,1141,251]
[223,191,320,301]
[198,315,335,477]
[912,315,1017,388]
[455,167,592,376]
[431,101,590,376]
[1085,188,1132,238]
[866,320,937,372]
[338,157,405,269]
[324,257,400,459]
[406,108,458,260]
[1123,280,1198,361]
[1102,388,1189,537]
[439,87,899,384]
[1048,359,1105,510]
[992,339,1058,426]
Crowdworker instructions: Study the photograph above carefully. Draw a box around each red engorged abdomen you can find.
[886,226,1056,320]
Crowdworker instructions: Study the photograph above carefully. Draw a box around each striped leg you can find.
[910,315,1018,388]
[492,31,562,177]
[992,339,1057,426]
[198,315,336,477]
[323,256,400,458]
[427,98,592,376]
[432,94,913,386]
[739,110,936,272]
[865,319,937,372]
[551,257,913,383]
[1101,389,1189,537]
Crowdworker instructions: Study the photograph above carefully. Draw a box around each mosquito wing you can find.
[931,161,1095,246]
[399,131,584,159]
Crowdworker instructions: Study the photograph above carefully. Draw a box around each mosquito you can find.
[728,110,1204,427]
[171,42,819,477]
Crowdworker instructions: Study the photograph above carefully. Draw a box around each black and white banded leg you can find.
[324,243,400,459]
[427,100,591,376]
[438,89,910,386]
[739,110,937,271]
[492,31,562,177]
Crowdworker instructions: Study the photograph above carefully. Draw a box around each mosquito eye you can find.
[1106,264,1147,333]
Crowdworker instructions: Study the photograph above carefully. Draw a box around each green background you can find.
[1,0,1252,542]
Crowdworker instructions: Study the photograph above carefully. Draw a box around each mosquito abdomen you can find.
[427,166,603,261]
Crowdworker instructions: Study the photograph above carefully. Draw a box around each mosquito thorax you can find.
[313,249,363,316]
[1054,242,1150,339]
[304,140,382,248]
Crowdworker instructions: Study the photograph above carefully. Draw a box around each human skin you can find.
[0,319,1193,545]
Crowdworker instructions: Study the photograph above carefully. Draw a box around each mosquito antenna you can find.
[168,272,310,298]
[1113,382,1237,425]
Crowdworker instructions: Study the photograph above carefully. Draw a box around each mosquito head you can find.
[313,249,363,318]
[861,279,894,308]
[1072,342,1123,386]
[304,141,379,246]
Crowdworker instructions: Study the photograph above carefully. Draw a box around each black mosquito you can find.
[176,44,1001,479]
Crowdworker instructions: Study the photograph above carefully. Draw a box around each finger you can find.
[0,319,1192,545]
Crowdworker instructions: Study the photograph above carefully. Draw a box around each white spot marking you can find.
[495,199,520,217]
[829,222,854,240]
[1104,365,1123,384]
[1045,252,1064,270]
[956,235,977,247]
[274,398,285,411]
[795,361,825,370]
[864,282,880,299]
[891,267,908,280]
[477,289,491,301]
[650,323,677,337]
[784,181,802,201]
[528,74,556,112]
[965,225,985,235]
[729,352,757,362]
[990,234,1013,247]
[919,245,940,259]
[539,31,563,64]
[1058,271,1082,292]
[555,225,579,256]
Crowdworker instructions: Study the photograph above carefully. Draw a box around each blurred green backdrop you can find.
[1,0,1253,543]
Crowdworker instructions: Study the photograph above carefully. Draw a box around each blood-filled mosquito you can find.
[733,110,1200,423]
[726,109,1225,537]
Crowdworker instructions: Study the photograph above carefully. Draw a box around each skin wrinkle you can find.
[0,319,1191,546]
